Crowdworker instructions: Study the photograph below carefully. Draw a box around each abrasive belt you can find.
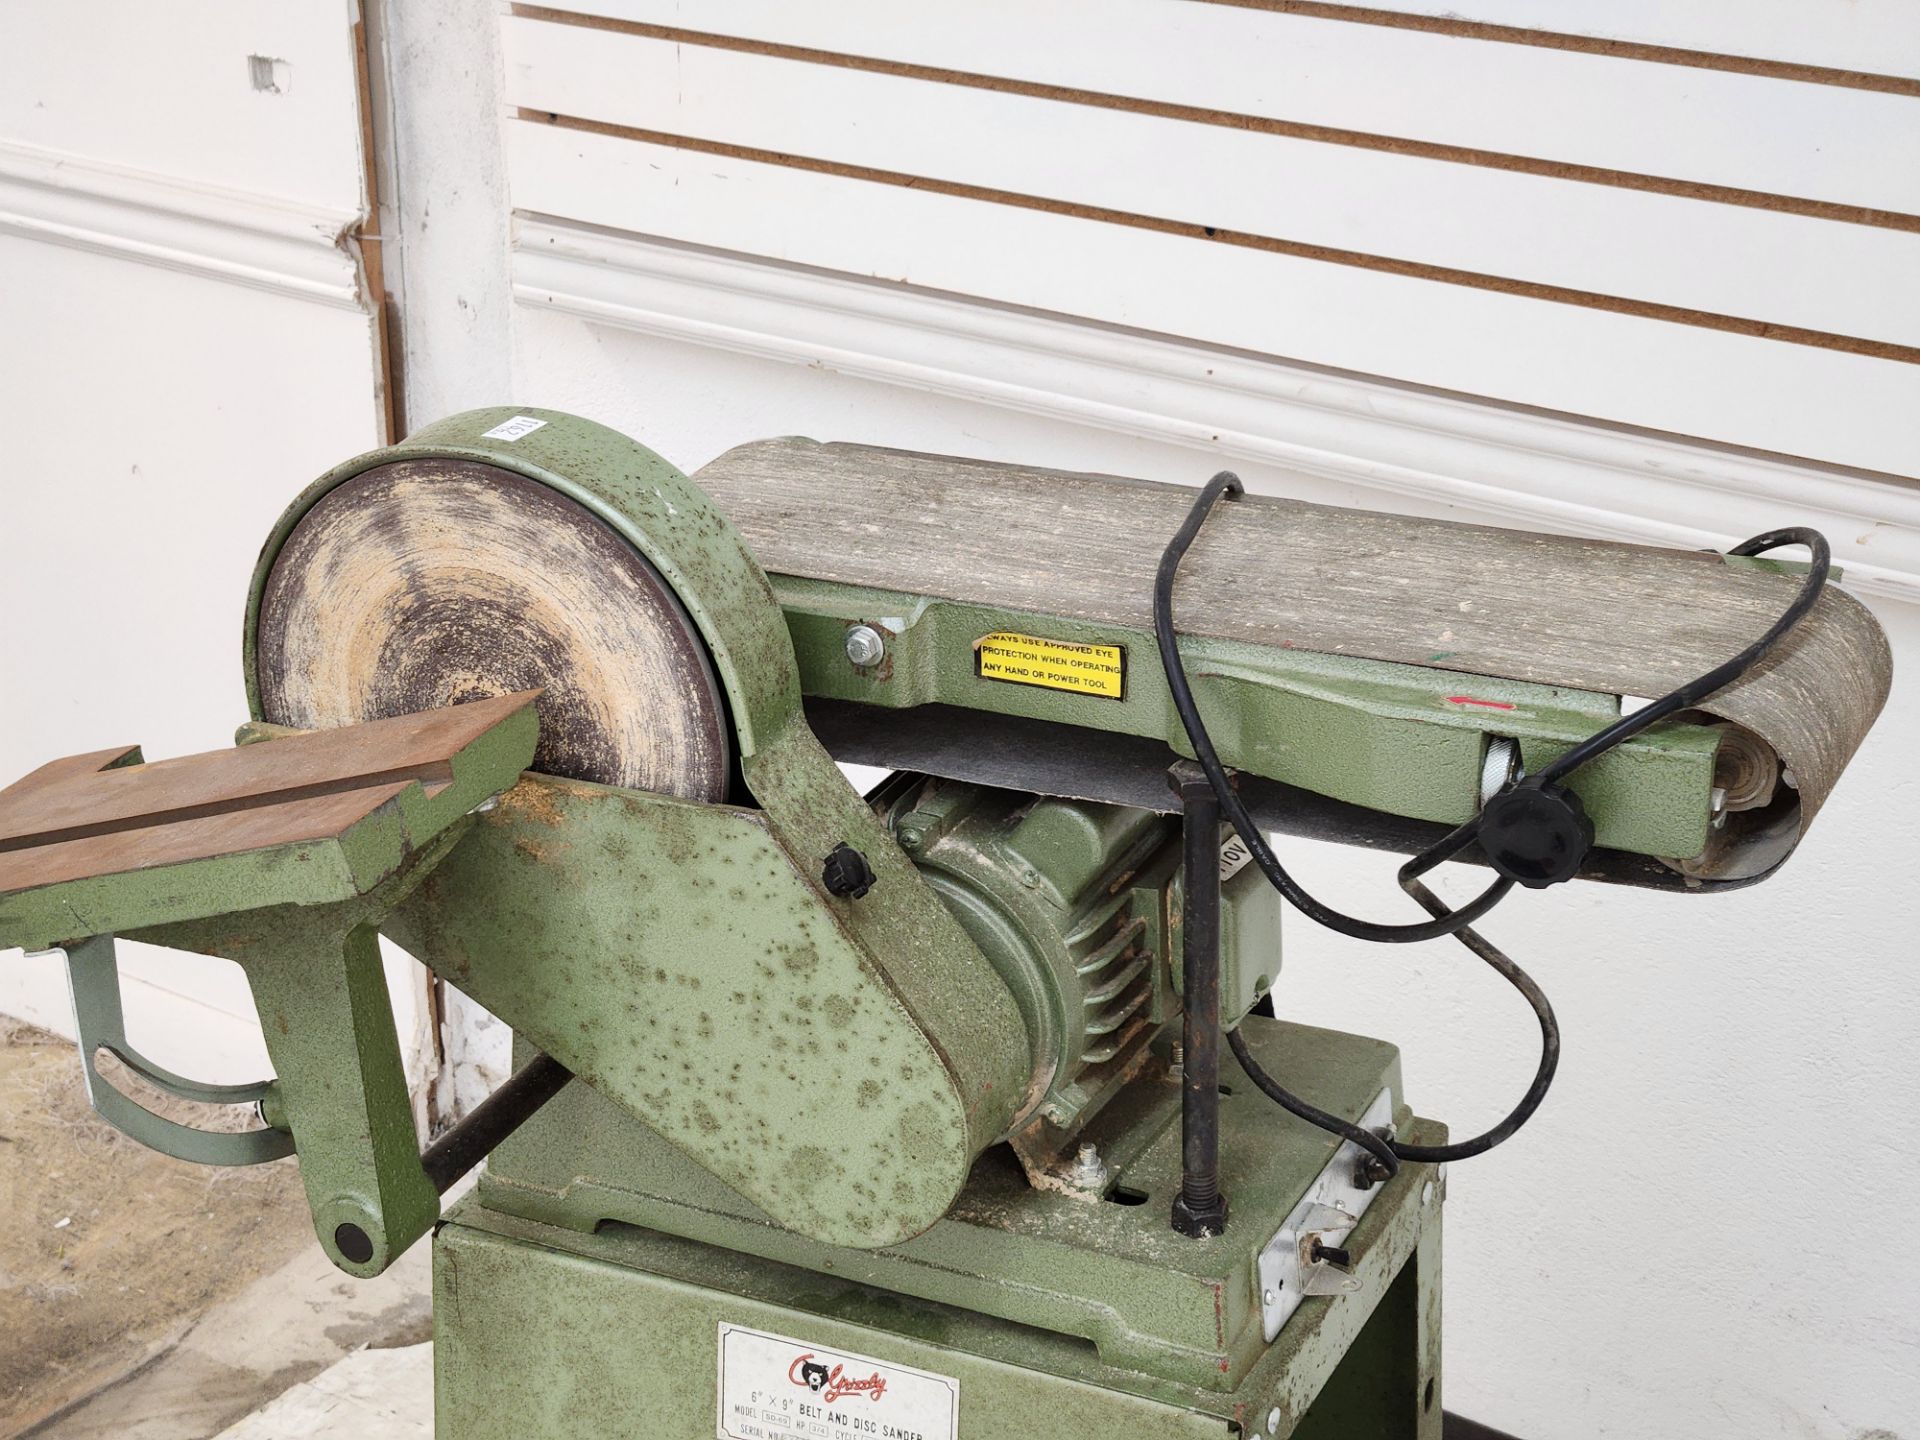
[696,440,1891,880]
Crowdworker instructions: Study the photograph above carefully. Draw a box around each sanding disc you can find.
[255,458,730,799]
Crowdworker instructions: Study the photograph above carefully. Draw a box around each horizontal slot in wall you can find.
[509,121,1919,476]
[502,18,1920,350]
[500,5,1920,477]
[513,219,1920,602]
[514,1,1920,210]
[1204,0,1920,86]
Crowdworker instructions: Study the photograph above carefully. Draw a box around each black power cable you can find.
[1159,473,1830,1174]
[1155,471,1513,944]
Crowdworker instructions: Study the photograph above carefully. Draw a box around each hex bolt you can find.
[844,624,887,667]
[1069,1142,1110,1192]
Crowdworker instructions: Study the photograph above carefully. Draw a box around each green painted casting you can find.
[0,699,540,953]
[478,1016,1414,1391]
[385,773,1013,1249]
[0,698,539,1275]
[437,1039,1442,1437]
[62,934,292,1167]
[780,580,1721,860]
[1171,851,1289,1026]
[875,776,1178,1135]
[244,410,1035,1243]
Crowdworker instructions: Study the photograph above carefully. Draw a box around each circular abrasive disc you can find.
[256,458,730,799]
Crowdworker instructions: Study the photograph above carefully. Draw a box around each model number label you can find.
[717,1324,958,1440]
[975,631,1125,700]
[480,414,547,441]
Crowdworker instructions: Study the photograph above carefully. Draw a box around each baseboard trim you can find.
[0,141,367,309]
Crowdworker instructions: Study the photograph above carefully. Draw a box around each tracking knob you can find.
[1478,782,1594,889]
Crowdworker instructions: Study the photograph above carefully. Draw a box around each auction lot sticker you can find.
[717,1323,958,1440]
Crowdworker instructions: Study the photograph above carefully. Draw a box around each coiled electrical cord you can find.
[1159,473,1830,1173]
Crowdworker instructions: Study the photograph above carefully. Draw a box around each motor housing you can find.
[874,773,1282,1177]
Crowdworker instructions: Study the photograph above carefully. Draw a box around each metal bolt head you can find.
[1069,1142,1109,1191]
[844,624,886,667]
[1268,1407,1282,1432]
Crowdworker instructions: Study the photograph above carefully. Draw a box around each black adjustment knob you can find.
[821,842,877,899]
[1310,1240,1354,1269]
[1352,1154,1394,1191]
[1478,781,1594,889]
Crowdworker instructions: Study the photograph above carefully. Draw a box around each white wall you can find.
[0,2,433,1096]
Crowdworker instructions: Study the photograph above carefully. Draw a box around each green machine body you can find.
[0,405,1889,1438]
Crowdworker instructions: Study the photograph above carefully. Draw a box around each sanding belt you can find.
[695,440,1893,883]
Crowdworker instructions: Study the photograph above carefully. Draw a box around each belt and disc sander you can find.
[254,459,731,800]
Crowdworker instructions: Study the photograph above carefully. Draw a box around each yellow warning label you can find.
[975,632,1126,700]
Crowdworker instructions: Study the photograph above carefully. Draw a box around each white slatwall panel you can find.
[504,19,1920,347]
[511,124,1918,475]
[500,5,1920,477]
[1324,0,1920,81]
[524,0,1920,212]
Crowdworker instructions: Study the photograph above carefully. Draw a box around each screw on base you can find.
[1069,1142,1110,1193]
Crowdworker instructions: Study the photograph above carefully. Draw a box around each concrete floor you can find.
[5,1018,1505,1438]
[0,1023,433,1439]
[212,1344,431,1439]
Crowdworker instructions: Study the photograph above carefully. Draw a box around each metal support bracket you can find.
[57,934,292,1166]
[1257,1087,1396,1339]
